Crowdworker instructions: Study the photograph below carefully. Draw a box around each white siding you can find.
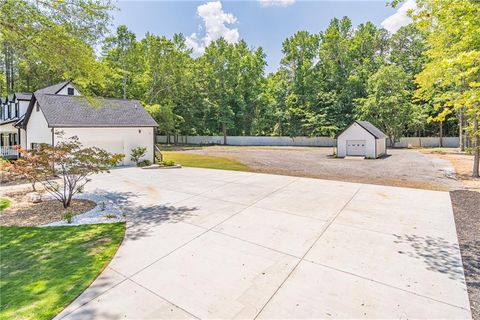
[19,128,27,149]
[56,84,81,96]
[26,103,52,148]
[58,127,155,166]
[337,122,376,158]
[376,138,386,157]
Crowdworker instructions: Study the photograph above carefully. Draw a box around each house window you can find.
[7,104,11,118]
[15,102,19,118]
[36,102,39,112]
[67,87,74,95]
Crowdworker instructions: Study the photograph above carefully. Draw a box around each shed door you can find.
[346,140,366,156]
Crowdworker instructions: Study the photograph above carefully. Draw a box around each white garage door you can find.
[84,140,125,165]
[347,140,366,156]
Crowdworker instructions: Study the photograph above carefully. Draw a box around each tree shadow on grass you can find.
[393,234,466,281]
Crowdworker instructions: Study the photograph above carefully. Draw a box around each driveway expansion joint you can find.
[253,185,363,319]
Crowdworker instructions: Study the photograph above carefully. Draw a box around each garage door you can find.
[347,140,366,156]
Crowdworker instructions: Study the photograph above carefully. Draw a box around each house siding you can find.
[56,84,80,96]
[25,103,52,148]
[58,127,155,166]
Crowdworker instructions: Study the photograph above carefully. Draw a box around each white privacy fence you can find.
[157,135,460,148]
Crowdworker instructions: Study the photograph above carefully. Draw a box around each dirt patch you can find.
[450,190,480,319]
[422,149,480,192]
[0,190,96,226]
[164,146,460,191]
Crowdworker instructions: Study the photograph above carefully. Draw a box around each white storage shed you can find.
[336,121,387,159]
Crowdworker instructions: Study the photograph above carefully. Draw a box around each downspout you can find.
[152,127,156,164]
[51,127,55,146]
[17,127,21,158]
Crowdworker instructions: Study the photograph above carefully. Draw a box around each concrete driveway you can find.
[56,167,471,319]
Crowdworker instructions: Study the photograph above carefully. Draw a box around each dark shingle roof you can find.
[356,120,387,139]
[35,94,158,127]
[35,80,71,95]
[15,92,32,101]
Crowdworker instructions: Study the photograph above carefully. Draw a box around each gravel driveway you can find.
[171,146,460,191]
[56,167,471,319]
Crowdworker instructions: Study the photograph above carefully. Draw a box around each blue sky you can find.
[111,0,412,73]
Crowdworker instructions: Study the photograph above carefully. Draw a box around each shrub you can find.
[131,147,147,165]
[161,160,175,166]
[137,159,151,167]
[63,210,74,224]
[0,198,11,211]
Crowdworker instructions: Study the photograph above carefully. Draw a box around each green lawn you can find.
[162,151,252,171]
[0,223,125,320]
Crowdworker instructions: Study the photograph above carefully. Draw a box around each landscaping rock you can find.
[26,192,42,203]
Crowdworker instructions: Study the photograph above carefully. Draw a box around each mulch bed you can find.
[450,190,480,319]
[0,190,96,226]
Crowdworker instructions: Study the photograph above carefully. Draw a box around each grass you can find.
[162,151,252,171]
[0,223,125,320]
[0,198,11,211]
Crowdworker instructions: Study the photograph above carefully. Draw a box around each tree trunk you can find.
[459,108,464,151]
[439,121,443,147]
[473,116,479,178]
[222,123,227,145]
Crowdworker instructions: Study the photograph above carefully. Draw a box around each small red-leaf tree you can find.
[5,133,124,208]
[4,147,50,191]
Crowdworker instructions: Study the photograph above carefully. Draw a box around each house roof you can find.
[14,92,32,101]
[35,80,71,95]
[355,121,387,139]
[33,94,158,127]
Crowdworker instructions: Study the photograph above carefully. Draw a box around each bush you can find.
[63,210,74,224]
[0,198,11,211]
[161,160,175,166]
[137,159,151,167]
[131,147,147,165]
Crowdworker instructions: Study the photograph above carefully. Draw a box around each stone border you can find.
[43,193,125,227]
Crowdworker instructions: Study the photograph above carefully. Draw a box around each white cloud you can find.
[381,0,417,33]
[186,1,239,54]
[258,0,296,7]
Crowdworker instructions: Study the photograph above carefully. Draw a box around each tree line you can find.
[1,0,478,175]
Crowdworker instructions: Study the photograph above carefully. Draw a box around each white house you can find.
[1,81,158,165]
[336,120,387,159]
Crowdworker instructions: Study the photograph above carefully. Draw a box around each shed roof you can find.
[355,121,387,139]
[337,120,387,139]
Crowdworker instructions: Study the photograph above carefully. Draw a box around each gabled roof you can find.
[35,80,71,95]
[337,120,387,139]
[355,121,387,139]
[14,92,32,101]
[30,94,158,127]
